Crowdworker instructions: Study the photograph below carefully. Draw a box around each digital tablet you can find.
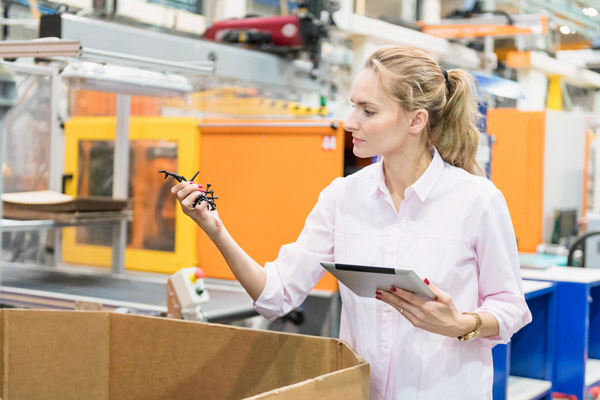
[321,262,436,300]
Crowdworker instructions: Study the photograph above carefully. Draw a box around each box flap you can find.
[2,310,110,400]
[248,340,369,399]
[109,314,362,399]
[247,364,370,399]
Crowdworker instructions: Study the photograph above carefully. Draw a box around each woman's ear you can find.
[408,109,429,134]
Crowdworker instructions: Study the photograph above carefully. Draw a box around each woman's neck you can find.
[382,146,432,200]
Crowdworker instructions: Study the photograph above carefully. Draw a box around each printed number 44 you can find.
[321,135,336,151]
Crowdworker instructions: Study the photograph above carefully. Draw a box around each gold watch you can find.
[457,312,482,342]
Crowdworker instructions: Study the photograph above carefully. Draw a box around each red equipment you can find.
[203,9,327,64]
[203,15,304,48]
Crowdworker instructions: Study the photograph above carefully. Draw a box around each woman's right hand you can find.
[171,181,224,241]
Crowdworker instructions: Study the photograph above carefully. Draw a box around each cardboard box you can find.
[0,310,369,399]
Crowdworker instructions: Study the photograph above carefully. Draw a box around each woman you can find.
[172,45,532,399]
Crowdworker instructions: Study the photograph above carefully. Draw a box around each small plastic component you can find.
[158,169,197,183]
[191,183,218,211]
[158,169,218,210]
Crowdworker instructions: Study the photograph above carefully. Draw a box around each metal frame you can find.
[5,36,216,274]
[110,94,131,274]
[55,14,320,92]
[3,62,62,193]
[502,0,600,40]
[0,40,81,58]
[2,43,212,274]
[80,48,214,74]
[0,263,259,322]
[3,62,71,270]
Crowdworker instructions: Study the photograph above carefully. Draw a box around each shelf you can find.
[508,376,551,400]
[521,267,600,284]
[522,280,554,294]
[585,358,600,386]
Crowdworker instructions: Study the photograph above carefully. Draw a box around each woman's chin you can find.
[352,147,374,159]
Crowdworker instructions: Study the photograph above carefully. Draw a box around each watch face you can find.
[464,332,478,341]
[458,313,481,341]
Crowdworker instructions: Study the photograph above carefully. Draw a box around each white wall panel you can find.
[542,110,587,242]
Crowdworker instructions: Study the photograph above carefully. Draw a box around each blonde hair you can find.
[364,45,483,175]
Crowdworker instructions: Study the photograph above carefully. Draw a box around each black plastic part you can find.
[283,310,305,325]
[158,170,217,210]
[158,169,186,183]
[61,173,73,194]
[221,30,273,45]
[39,14,62,38]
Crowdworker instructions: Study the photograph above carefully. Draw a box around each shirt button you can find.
[385,305,392,313]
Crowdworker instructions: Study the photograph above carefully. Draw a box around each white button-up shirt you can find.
[254,147,532,399]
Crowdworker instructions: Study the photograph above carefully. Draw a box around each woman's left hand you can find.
[377,281,475,338]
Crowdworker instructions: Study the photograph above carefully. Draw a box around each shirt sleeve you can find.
[252,178,340,322]
[473,189,532,346]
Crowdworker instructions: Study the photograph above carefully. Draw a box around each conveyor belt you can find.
[0,263,257,323]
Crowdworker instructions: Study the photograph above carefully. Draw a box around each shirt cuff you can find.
[472,308,509,347]
[252,262,285,322]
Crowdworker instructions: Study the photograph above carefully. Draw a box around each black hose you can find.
[567,231,600,267]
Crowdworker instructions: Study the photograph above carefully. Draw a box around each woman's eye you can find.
[364,110,375,117]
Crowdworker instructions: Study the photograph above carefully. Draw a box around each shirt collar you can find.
[373,145,444,202]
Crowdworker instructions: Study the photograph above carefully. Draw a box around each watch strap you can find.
[457,312,482,342]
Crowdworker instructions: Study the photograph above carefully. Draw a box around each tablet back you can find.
[321,262,436,300]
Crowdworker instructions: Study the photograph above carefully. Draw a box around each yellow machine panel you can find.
[63,117,200,273]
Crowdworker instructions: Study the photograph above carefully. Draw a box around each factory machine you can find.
[0,12,345,334]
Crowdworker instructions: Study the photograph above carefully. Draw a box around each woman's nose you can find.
[343,112,358,132]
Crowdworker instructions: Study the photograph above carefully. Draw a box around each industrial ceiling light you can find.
[60,61,193,98]
[583,7,598,17]
[560,25,571,34]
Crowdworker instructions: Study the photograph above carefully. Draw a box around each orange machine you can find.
[488,110,545,252]
[63,117,344,292]
[196,121,344,292]
[488,109,588,252]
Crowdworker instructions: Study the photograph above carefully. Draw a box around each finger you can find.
[170,181,189,193]
[378,290,424,320]
[424,280,448,303]
[181,191,204,209]
[175,184,202,202]
[391,287,427,307]
[193,198,213,212]
[385,299,420,325]
[171,181,203,195]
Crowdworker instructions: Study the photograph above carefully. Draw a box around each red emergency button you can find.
[195,268,205,279]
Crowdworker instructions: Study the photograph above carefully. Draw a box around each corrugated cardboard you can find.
[0,310,369,399]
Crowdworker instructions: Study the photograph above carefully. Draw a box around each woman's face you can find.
[343,68,414,159]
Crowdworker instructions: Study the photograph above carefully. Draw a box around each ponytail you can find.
[365,46,484,175]
[429,70,484,175]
